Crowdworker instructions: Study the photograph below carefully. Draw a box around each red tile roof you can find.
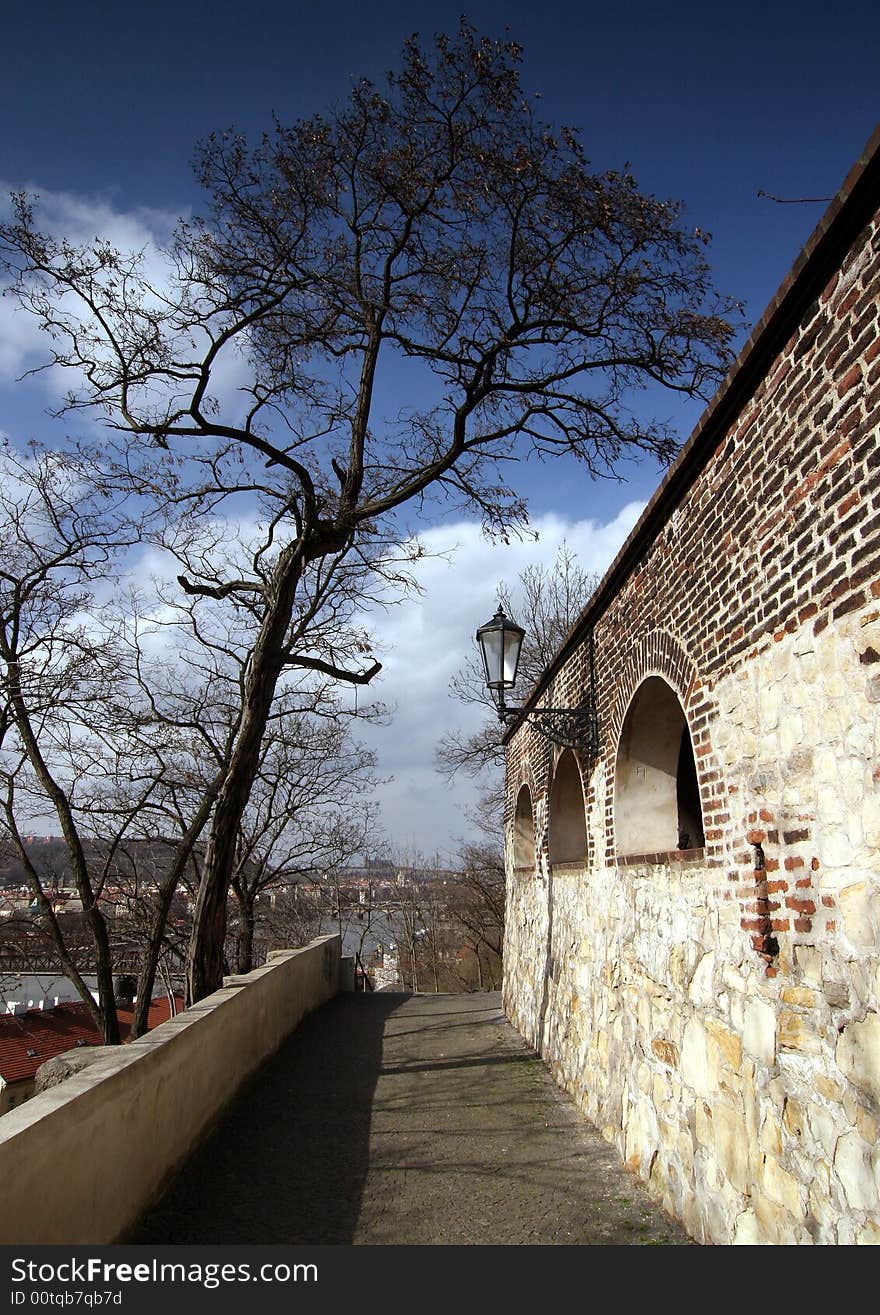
[0,997,182,1086]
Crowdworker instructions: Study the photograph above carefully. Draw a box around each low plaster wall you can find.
[0,936,341,1244]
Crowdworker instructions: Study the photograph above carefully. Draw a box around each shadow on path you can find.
[128,991,691,1245]
[128,992,409,1244]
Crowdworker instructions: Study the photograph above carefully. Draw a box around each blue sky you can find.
[2,0,877,515]
[1,1,877,854]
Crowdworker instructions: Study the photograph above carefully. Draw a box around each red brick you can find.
[785,897,816,915]
[837,363,862,397]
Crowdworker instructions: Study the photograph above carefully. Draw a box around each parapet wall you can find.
[0,937,341,1244]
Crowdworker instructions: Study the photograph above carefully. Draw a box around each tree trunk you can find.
[4,654,120,1042]
[185,546,302,1003]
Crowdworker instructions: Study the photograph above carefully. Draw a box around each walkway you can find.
[129,992,690,1245]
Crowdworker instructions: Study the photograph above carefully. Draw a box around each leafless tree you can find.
[226,714,379,973]
[0,24,739,1002]
[0,445,384,1036]
[0,442,148,1040]
[446,844,506,990]
[437,541,600,779]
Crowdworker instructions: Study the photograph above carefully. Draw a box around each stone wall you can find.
[503,133,880,1245]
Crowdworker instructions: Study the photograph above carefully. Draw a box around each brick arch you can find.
[606,630,712,862]
[512,782,538,871]
[548,747,588,865]
[607,629,697,756]
[509,759,540,821]
[508,760,542,868]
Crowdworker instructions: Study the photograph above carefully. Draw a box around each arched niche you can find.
[513,784,537,870]
[614,675,705,857]
[548,748,588,865]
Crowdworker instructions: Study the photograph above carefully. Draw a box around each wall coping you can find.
[0,936,341,1244]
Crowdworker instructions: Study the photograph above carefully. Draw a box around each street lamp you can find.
[475,607,525,712]
[475,606,600,756]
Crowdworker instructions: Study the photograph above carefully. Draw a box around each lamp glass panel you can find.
[502,628,522,685]
[480,627,504,686]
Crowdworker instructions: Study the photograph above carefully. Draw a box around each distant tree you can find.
[438,542,600,779]
[447,843,505,990]
[0,443,143,1041]
[226,714,378,973]
[1,24,739,1002]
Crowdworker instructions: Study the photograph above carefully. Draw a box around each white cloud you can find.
[0,183,254,426]
[356,502,645,857]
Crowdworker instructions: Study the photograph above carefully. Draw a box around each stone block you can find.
[651,1037,678,1068]
[808,1170,835,1236]
[838,882,877,947]
[706,1017,743,1073]
[761,1112,783,1157]
[780,713,805,756]
[695,1100,713,1150]
[778,1011,823,1055]
[743,997,777,1064]
[857,1107,878,1145]
[669,943,692,990]
[783,1097,805,1138]
[781,986,819,1008]
[688,951,716,1006]
[814,745,840,784]
[733,1209,762,1244]
[823,980,850,1009]
[806,1104,839,1158]
[714,1101,750,1194]
[836,1011,880,1104]
[759,1153,804,1217]
[681,1017,712,1096]
[758,683,783,730]
[820,828,852,867]
[810,1073,841,1104]
[753,1189,800,1245]
[794,945,823,985]
[834,1131,879,1211]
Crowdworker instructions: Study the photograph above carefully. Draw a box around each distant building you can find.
[0,996,179,1115]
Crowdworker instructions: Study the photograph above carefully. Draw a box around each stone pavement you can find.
[128,991,691,1245]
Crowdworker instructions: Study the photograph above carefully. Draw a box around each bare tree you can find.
[0,444,385,1036]
[0,442,146,1041]
[227,714,379,973]
[446,844,506,990]
[438,541,600,779]
[0,24,739,1001]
